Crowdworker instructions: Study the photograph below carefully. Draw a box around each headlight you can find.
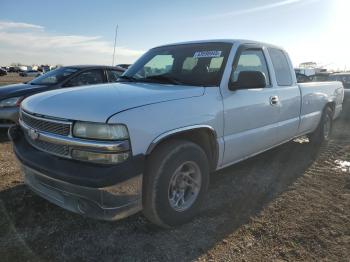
[0,96,24,108]
[73,122,129,140]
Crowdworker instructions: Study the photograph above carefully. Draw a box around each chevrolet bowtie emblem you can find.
[28,128,39,140]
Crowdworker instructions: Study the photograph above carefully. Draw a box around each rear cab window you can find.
[268,48,293,86]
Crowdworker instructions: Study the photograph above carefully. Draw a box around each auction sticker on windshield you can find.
[193,50,222,58]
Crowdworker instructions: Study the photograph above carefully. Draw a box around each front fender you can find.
[107,88,223,157]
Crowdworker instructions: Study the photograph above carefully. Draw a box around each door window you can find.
[107,69,123,82]
[64,69,104,87]
[232,49,270,86]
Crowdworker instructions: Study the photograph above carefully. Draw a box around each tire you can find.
[143,139,210,228]
[308,106,333,144]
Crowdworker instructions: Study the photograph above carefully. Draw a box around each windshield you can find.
[120,43,232,87]
[29,67,78,85]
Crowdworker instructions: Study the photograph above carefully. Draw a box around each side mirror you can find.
[229,71,266,90]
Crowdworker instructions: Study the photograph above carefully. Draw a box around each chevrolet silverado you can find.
[9,39,344,228]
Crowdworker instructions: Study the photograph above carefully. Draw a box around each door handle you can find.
[270,96,279,106]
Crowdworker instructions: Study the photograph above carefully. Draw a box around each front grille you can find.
[25,133,70,157]
[21,111,71,136]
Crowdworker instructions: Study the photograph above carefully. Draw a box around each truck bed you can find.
[297,81,344,135]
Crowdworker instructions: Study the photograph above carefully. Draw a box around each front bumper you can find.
[9,126,145,221]
[21,164,142,220]
[0,107,19,128]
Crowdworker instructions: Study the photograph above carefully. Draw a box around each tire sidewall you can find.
[309,107,333,144]
[321,108,333,141]
[151,142,209,227]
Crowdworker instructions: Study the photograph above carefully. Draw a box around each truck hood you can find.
[22,82,205,122]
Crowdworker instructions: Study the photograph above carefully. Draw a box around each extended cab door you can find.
[267,48,301,143]
[221,44,280,166]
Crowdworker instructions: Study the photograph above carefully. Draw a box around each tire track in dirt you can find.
[197,137,350,261]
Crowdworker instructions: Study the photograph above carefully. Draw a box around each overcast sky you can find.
[0,0,348,70]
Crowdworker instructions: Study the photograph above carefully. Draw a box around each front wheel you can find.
[308,107,333,144]
[143,140,210,228]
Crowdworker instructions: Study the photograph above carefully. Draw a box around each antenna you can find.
[112,25,119,66]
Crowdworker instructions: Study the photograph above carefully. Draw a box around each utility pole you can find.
[112,25,118,66]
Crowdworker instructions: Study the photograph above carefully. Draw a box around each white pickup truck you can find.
[10,39,344,228]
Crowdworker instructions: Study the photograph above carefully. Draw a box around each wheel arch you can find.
[325,101,335,116]
[145,125,219,171]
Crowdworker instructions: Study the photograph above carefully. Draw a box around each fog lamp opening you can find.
[71,149,129,164]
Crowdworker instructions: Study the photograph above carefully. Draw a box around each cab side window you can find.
[268,48,293,86]
[64,69,104,87]
[231,49,270,86]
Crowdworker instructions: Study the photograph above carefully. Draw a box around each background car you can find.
[116,64,131,70]
[310,72,331,82]
[330,72,350,101]
[8,67,20,73]
[0,65,126,128]
[0,68,7,76]
[296,72,312,83]
[19,70,42,77]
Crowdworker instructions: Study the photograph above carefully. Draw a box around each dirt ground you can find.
[0,104,349,261]
[0,73,33,86]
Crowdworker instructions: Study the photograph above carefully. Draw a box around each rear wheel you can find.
[143,140,209,228]
[308,106,333,144]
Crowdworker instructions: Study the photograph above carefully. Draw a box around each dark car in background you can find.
[0,68,7,76]
[330,72,350,101]
[0,65,125,128]
[116,64,131,70]
[310,72,331,82]
[8,67,20,73]
[296,72,312,83]
[19,70,42,77]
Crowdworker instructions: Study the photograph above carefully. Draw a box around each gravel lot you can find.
[0,72,33,86]
[0,97,349,261]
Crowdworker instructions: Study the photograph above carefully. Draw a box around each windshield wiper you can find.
[141,75,183,85]
[117,75,138,82]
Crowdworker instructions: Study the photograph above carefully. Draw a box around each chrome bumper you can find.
[21,164,143,221]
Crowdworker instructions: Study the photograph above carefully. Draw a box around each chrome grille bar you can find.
[21,110,71,136]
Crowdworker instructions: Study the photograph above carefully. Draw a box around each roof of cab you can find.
[153,39,284,50]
